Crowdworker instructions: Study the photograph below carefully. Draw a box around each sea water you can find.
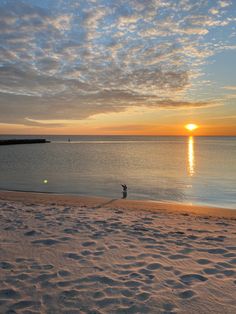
[0,135,235,209]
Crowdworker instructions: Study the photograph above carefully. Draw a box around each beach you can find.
[0,191,236,314]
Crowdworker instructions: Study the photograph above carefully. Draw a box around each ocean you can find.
[0,135,235,209]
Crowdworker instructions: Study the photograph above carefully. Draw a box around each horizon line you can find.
[1,134,236,137]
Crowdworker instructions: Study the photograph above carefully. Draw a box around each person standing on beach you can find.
[121,184,127,199]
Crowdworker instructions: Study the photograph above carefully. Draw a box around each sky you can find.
[0,0,236,135]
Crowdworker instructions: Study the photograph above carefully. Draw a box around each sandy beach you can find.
[0,191,235,314]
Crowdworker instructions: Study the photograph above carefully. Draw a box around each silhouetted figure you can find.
[121,184,127,199]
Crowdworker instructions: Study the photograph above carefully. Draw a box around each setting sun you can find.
[185,124,198,131]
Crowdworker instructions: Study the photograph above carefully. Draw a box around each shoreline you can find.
[0,190,235,219]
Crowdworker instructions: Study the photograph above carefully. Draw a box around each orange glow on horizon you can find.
[1,121,236,136]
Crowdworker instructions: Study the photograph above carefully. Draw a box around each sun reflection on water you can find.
[188,136,195,176]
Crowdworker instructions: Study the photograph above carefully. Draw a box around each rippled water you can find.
[0,135,235,208]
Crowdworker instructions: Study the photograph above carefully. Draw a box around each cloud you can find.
[24,118,65,128]
[51,14,72,31]
[0,87,218,127]
[225,94,236,99]
[0,0,234,126]
[223,86,236,90]
[209,8,219,15]
[156,99,220,108]
[219,1,231,8]
[181,28,209,35]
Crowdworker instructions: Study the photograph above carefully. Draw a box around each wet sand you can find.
[0,191,235,313]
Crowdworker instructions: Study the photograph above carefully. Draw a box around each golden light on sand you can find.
[185,124,198,131]
[188,136,195,176]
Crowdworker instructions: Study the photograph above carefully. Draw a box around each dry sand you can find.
[0,191,235,314]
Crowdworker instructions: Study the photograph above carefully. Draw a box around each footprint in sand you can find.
[229,258,236,264]
[178,289,196,299]
[0,261,14,270]
[226,246,236,251]
[31,239,60,246]
[203,236,226,242]
[203,268,219,275]
[35,272,58,283]
[59,236,72,242]
[82,241,96,247]
[114,210,124,214]
[64,253,82,260]
[222,270,235,277]
[164,279,185,289]
[196,258,211,265]
[146,263,162,270]
[0,289,20,299]
[178,248,193,254]
[24,230,39,236]
[207,248,228,255]
[81,250,92,256]
[16,273,31,281]
[104,287,122,297]
[162,301,177,313]
[58,270,71,277]
[63,228,79,234]
[124,280,143,288]
[180,273,208,284]
[124,256,136,261]
[108,245,119,250]
[168,254,189,260]
[58,290,82,308]
[57,280,73,288]
[136,292,151,301]
[95,297,120,309]
[120,289,135,298]
[217,261,234,269]
[10,300,41,310]
[224,253,236,258]
[138,236,157,244]
[93,291,105,299]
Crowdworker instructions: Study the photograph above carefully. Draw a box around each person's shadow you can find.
[92,199,117,209]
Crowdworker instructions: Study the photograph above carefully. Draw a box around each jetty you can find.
[0,139,50,145]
